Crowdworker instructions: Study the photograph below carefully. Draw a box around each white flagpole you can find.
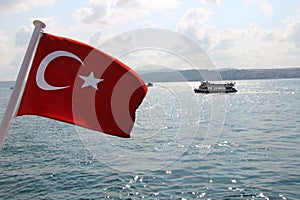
[0,20,46,149]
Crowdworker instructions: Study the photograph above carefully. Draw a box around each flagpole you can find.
[0,20,46,149]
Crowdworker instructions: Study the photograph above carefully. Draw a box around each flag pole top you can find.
[33,20,46,29]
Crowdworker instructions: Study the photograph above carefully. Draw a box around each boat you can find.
[194,81,237,93]
[147,82,153,87]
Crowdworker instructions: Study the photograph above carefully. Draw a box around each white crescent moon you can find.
[36,50,84,90]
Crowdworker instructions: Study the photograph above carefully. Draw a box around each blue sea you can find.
[0,79,299,199]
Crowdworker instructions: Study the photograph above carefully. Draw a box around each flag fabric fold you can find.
[16,33,147,138]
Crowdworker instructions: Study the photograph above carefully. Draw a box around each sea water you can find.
[0,79,299,199]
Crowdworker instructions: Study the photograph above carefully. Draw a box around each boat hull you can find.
[194,88,237,93]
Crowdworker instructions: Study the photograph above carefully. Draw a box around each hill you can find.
[140,68,300,82]
[1,68,300,87]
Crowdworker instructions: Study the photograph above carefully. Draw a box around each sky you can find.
[0,0,299,81]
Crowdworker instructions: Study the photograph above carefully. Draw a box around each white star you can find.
[78,72,103,90]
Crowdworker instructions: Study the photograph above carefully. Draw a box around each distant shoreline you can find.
[1,68,300,87]
[140,67,300,83]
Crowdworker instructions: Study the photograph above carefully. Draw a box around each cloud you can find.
[0,0,56,14]
[177,11,297,68]
[213,28,246,50]
[115,0,178,11]
[201,0,221,6]
[0,31,7,55]
[15,26,31,47]
[263,31,277,41]
[177,7,213,50]
[8,25,33,70]
[143,20,156,28]
[74,0,112,25]
[75,0,178,25]
[243,0,261,4]
[210,23,300,68]
[285,20,300,48]
[0,31,16,80]
[88,30,107,47]
[178,7,212,29]
[259,0,273,18]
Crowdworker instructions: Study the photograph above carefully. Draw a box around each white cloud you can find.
[209,22,300,68]
[0,31,7,55]
[8,25,33,72]
[178,7,212,29]
[284,20,300,48]
[74,0,112,25]
[0,0,56,14]
[177,7,213,50]
[201,0,221,6]
[89,30,106,47]
[177,8,298,68]
[259,0,274,18]
[243,0,260,4]
[263,31,277,41]
[115,0,178,11]
[15,26,31,47]
[213,28,246,50]
[143,20,156,28]
[0,31,14,80]
[75,0,178,25]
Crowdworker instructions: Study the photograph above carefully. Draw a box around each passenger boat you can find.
[194,81,237,93]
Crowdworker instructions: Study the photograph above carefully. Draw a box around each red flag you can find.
[16,33,147,138]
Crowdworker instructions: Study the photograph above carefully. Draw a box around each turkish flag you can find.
[16,33,147,138]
